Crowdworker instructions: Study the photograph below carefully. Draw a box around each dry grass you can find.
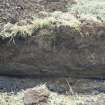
[0,17,56,39]
[0,14,80,39]
[68,0,105,20]
[0,91,24,105]
[0,88,105,105]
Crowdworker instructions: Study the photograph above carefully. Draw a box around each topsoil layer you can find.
[0,0,76,23]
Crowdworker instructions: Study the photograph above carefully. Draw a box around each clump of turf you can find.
[0,13,81,39]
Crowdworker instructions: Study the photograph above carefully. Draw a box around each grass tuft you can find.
[0,15,80,39]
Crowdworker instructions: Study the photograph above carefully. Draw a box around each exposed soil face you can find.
[0,22,105,78]
[0,0,105,78]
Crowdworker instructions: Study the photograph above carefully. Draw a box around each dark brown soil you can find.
[0,0,76,24]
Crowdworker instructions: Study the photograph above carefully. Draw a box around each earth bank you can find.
[0,15,105,78]
[0,0,105,78]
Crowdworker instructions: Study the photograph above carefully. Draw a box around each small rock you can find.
[24,85,50,105]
